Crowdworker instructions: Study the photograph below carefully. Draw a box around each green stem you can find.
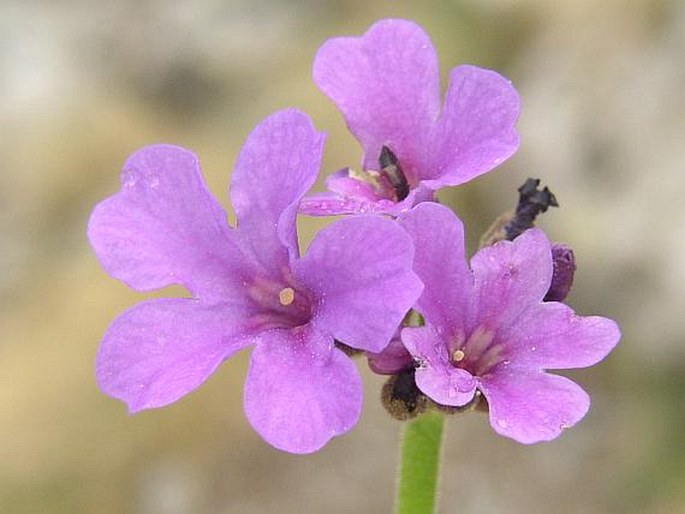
[395,411,446,514]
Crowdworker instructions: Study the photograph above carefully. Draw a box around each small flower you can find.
[398,203,620,443]
[88,109,422,453]
[300,19,520,217]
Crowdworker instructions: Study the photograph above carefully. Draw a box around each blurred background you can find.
[2,0,683,512]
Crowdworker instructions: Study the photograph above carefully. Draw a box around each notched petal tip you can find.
[313,18,441,178]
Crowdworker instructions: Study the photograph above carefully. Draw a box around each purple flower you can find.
[88,109,422,453]
[300,19,520,216]
[398,203,620,443]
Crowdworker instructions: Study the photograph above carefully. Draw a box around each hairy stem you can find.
[395,411,445,514]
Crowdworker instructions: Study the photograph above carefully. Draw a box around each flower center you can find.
[337,146,412,203]
[247,278,312,330]
[450,326,503,376]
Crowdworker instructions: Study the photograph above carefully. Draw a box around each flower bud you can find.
[544,243,576,302]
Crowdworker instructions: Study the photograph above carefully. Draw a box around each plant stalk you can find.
[395,411,445,514]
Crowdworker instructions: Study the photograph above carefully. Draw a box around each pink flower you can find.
[300,19,520,216]
[88,109,422,453]
[399,203,620,443]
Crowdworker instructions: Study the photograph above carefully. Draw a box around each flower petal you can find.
[399,203,472,332]
[470,228,553,330]
[88,145,247,301]
[294,215,423,352]
[298,192,397,216]
[96,298,254,413]
[230,109,325,266]
[313,19,440,178]
[367,333,414,375]
[479,369,590,444]
[244,328,362,453]
[299,186,433,217]
[423,65,520,187]
[403,326,477,407]
[500,301,621,369]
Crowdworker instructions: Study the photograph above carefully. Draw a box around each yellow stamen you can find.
[452,349,465,362]
[278,287,295,306]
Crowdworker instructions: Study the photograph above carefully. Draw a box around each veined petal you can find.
[403,326,477,407]
[399,203,472,332]
[96,298,254,413]
[470,229,553,331]
[230,109,325,267]
[244,328,362,454]
[88,145,248,302]
[294,215,423,353]
[500,302,621,370]
[423,65,520,187]
[479,369,590,444]
[313,19,440,179]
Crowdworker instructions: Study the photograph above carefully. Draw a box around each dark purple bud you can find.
[544,243,576,302]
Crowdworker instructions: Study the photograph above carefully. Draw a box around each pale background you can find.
[2,0,684,513]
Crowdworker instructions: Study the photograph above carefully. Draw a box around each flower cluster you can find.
[89,19,620,453]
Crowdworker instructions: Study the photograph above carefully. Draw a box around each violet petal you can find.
[367,334,414,375]
[244,328,362,454]
[423,65,520,187]
[298,185,430,217]
[479,368,590,444]
[499,301,621,370]
[294,215,423,353]
[313,18,440,177]
[230,109,325,267]
[403,326,477,407]
[399,203,473,332]
[88,145,248,302]
[470,229,553,330]
[96,298,254,413]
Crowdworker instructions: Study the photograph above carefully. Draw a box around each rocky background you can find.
[2,0,683,512]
